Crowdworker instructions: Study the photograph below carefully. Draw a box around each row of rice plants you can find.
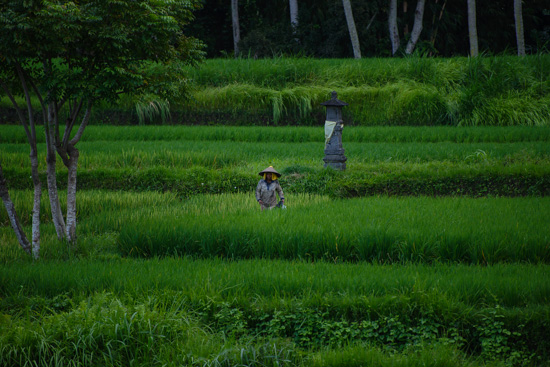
[4,162,548,199]
[3,139,550,172]
[2,258,549,364]
[0,288,523,367]
[114,194,550,264]
[2,257,549,309]
[3,125,550,144]
[5,190,535,264]
[2,192,549,265]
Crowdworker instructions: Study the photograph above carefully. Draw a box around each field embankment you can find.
[2,56,549,127]
[2,125,550,197]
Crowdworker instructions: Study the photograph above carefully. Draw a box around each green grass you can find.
[2,126,550,198]
[175,56,550,126]
[3,55,550,126]
[2,191,549,264]
[1,258,549,309]
[1,259,548,365]
[4,125,550,144]
[1,123,549,366]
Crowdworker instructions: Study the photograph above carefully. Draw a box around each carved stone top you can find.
[320,91,348,107]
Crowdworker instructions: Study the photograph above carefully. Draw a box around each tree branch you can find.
[69,100,92,146]
[62,99,83,147]
[15,64,38,147]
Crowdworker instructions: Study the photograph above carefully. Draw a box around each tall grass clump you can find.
[2,55,549,126]
[174,55,550,126]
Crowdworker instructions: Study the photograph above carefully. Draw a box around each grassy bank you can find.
[2,55,549,126]
[179,56,550,126]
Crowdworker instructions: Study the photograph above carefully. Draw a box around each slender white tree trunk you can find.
[514,0,525,56]
[342,0,361,59]
[289,0,298,28]
[0,163,34,257]
[29,153,42,258]
[65,146,79,242]
[46,103,66,240]
[389,0,400,55]
[467,0,478,57]
[2,67,42,259]
[231,0,240,58]
[58,102,91,245]
[405,0,426,54]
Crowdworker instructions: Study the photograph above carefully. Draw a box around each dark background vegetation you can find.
[187,0,550,58]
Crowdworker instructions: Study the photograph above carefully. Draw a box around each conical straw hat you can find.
[258,166,281,178]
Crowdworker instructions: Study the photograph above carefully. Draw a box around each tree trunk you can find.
[0,163,33,257]
[29,151,42,258]
[405,0,426,54]
[514,0,525,56]
[289,0,298,28]
[467,0,478,57]
[342,0,361,59]
[57,102,92,245]
[46,103,66,240]
[231,0,240,58]
[2,66,42,259]
[65,145,79,242]
[389,0,400,55]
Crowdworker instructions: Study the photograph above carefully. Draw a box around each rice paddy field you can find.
[1,123,550,367]
[1,56,550,366]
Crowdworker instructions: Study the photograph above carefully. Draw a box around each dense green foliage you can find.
[1,125,549,366]
[3,56,549,127]
[2,191,549,264]
[176,56,550,126]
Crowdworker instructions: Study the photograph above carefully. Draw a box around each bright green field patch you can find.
[3,140,550,170]
[2,191,548,264]
[114,193,550,264]
[1,258,549,366]
[3,125,550,144]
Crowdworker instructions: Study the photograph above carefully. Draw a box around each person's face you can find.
[266,173,272,181]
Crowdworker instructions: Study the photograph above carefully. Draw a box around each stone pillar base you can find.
[324,161,346,170]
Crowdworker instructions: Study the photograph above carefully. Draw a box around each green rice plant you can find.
[113,194,550,264]
[1,258,549,362]
[3,125,550,145]
[1,258,549,309]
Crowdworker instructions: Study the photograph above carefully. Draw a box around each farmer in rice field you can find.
[256,166,285,210]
